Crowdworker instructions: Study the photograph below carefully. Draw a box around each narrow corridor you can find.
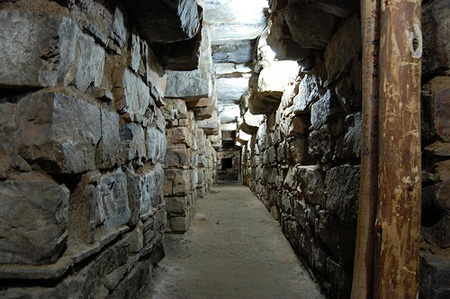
[148,184,324,299]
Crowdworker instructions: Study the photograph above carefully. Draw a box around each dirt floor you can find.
[146,183,325,299]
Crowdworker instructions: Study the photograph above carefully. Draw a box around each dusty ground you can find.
[145,183,325,299]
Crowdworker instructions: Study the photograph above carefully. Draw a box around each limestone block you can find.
[165,69,212,100]
[311,90,333,130]
[297,166,326,206]
[0,174,69,265]
[70,170,130,243]
[287,136,309,164]
[293,74,321,114]
[124,0,201,43]
[170,215,190,233]
[0,10,78,88]
[116,69,155,120]
[324,15,361,83]
[127,166,165,222]
[422,0,450,75]
[164,169,193,196]
[285,0,336,50]
[146,48,168,99]
[17,91,101,174]
[118,123,147,162]
[75,34,105,92]
[165,196,190,216]
[420,251,450,299]
[146,127,167,165]
[97,109,119,169]
[162,99,188,121]
[167,127,193,147]
[108,7,127,49]
[422,77,450,142]
[324,165,360,224]
[165,144,191,167]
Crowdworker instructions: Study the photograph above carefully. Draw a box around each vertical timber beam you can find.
[351,0,380,297]
[375,0,422,298]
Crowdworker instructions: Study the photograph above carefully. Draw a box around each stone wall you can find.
[0,0,168,297]
[217,149,240,181]
[242,0,450,298]
[163,99,217,233]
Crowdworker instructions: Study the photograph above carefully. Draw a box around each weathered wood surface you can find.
[375,0,422,298]
[351,0,380,297]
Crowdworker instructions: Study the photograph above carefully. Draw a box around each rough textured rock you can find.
[324,15,361,82]
[420,252,450,299]
[17,91,101,174]
[211,40,256,63]
[165,69,212,100]
[124,0,201,43]
[285,0,336,50]
[0,174,69,265]
[422,77,450,142]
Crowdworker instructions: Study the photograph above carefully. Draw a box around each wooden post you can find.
[375,0,422,298]
[351,0,380,297]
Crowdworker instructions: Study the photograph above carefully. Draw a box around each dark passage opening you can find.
[222,157,233,170]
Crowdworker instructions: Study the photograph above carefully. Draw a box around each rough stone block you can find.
[162,98,188,121]
[420,251,450,299]
[97,109,119,169]
[422,77,450,142]
[324,15,361,82]
[75,33,105,92]
[146,127,167,165]
[170,215,190,233]
[165,69,212,100]
[325,165,360,224]
[166,196,190,216]
[116,69,155,120]
[127,165,165,223]
[297,166,326,206]
[17,91,101,174]
[293,73,321,114]
[167,127,193,147]
[311,90,333,130]
[0,10,78,88]
[165,144,190,167]
[118,123,147,162]
[422,0,450,75]
[164,169,193,196]
[0,174,69,265]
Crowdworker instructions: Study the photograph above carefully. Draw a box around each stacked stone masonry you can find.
[241,1,450,298]
[163,99,217,233]
[0,0,212,297]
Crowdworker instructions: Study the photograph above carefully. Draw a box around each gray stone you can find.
[0,174,69,265]
[164,169,193,196]
[165,144,191,167]
[285,0,336,50]
[116,69,155,120]
[146,127,167,165]
[166,196,190,216]
[165,69,212,100]
[422,0,450,75]
[17,91,101,174]
[170,215,191,233]
[119,123,147,163]
[127,166,165,220]
[311,90,333,130]
[108,7,127,49]
[343,112,362,160]
[97,109,119,169]
[211,40,256,64]
[324,15,361,82]
[325,165,360,224]
[0,10,78,88]
[297,166,326,206]
[74,34,105,92]
[124,0,201,43]
[293,74,321,114]
[420,251,450,299]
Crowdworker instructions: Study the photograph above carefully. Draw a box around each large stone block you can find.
[116,69,155,120]
[162,98,188,121]
[146,127,167,165]
[293,73,321,114]
[422,77,450,142]
[285,0,336,50]
[17,91,101,174]
[124,0,201,43]
[422,0,450,75]
[325,165,360,224]
[324,14,361,82]
[97,109,119,169]
[167,127,193,147]
[74,34,105,92]
[164,169,193,196]
[420,251,450,299]
[127,166,165,222]
[0,9,78,88]
[118,123,147,163]
[0,174,69,265]
[165,196,190,216]
[311,90,333,130]
[165,69,212,100]
[165,144,191,167]
[70,171,131,243]
[297,166,326,206]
